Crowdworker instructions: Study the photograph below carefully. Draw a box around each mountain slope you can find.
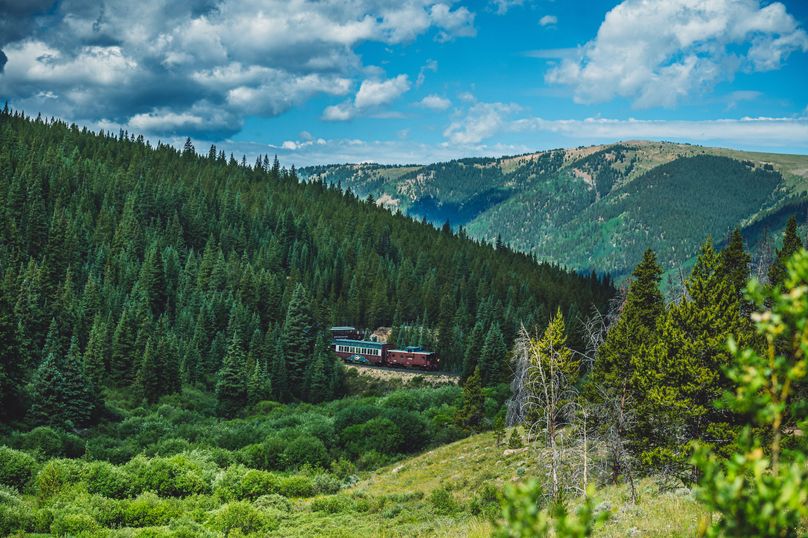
[301,142,808,280]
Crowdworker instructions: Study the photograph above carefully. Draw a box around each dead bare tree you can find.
[517,326,579,501]
[595,384,638,503]
[752,226,773,285]
[505,326,531,427]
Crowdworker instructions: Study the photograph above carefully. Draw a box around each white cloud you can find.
[323,74,411,121]
[539,15,558,27]
[547,0,808,108]
[491,0,524,15]
[416,59,438,87]
[355,75,411,109]
[430,3,476,42]
[0,0,477,138]
[322,102,356,121]
[444,102,520,144]
[511,115,808,148]
[418,94,452,110]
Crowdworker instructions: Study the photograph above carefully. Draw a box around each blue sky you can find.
[1,0,807,166]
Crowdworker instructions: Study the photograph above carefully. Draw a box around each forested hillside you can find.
[301,142,808,280]
[0,107,611,428]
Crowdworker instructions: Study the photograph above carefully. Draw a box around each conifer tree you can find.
[139,338,162,404]
[462,320,486,381]
[247,360,272,406]
[216,332,248,417]
[593,249,664,401]
[83,314,108,392]
[456,366,485,431]
[282,283,315,396]
[61,337,94,426]
[534,308,577,382]
[28,353,67,428]
[111,307,137,386]
[768,216,802,287]
[0,277,24,420]
[478,322,507,386]
[719,228,751,300]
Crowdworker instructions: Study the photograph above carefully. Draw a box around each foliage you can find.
[693,250,808,537]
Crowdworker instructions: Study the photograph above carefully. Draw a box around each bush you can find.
[13,427,63,458]
[122,491,183,527]
[237,436,287,470]
[34,459,84,499]
[313,473,342,495]
[430,486,459,515]
[283,435,329,469]
[254,493,292,512]
[83,461,132,498]
[341,417,403,457]
[206,500,277,535]
[279,474,315,497]
[469,483,501,519]
[0,446,37,492]
[126,454,214,497]
[382,408,429,452]
[239,469,282,500]
[50,513,101,536]
[310,494,356,513]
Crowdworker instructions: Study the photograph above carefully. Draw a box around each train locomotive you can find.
[330,326,439,370]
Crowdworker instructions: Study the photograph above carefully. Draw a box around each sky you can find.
[1,0,807,166]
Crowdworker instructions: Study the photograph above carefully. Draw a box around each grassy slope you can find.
[283,428,702,537]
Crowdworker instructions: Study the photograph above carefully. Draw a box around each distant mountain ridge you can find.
[300,141,808,281]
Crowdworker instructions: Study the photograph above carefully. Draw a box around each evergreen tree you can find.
[768,216,802,287]
[281,283,315,396]
[247,360,272,406]
[456,366,485,431]
[305,336,331,404]
[534,308,577,381]
[28,353,67,428]
[216,332,248,417]
[83,314,108,392]
[719,228,751,300]
[478,322,507,386]
[462,320,486,382]
[593,249,664,400]
[138,339,162,404]
[0,276,24,420]
[61,337,94,426]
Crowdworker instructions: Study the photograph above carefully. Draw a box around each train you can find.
[330,326,439,370]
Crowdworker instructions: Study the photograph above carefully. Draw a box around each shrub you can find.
[254,493,292,512]
[382,408,429,453]
[126,454,214,497]
[313,473,342,495]
[14,427,63,458]
[206,501,277,535]
[145,437,193,457]
[283,435,329,469]
[251,400,283,416]
[470,484,501,519]
[83,461,132,498]
[237,436,287,470]
[121,492,183,527]
[34,459,84,499]
[279,474,315,497]
[239,469,282,499]
[310,494,355,513]
[0,446,37,492]
[50,513,101,536]
[342,417,402,457]
[430,486,459,515]
[333,403,380,434]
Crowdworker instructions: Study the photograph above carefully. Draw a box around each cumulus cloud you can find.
[418,94,452,110]
[547,0,808,108]
[323,74,411,121]
[0,0,477,138]
[538,15,557,27]
[416,58,438,87]
[443,101,520,144]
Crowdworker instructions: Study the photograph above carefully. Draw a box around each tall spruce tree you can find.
[456,366,485,431]
[0,276,24,421]
[28,353,67,428]
[593,249,664,399]
[216,331,248,417]
[478,322,507,387]
[61,337,94,426]
[768,216,802,287]
[281,283,315,396]
[247,360,272,406]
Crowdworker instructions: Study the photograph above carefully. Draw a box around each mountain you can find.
[300,141,808,280]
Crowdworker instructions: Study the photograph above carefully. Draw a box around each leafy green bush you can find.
[313,473,342,495]
[34,458,84,499]
[206,500,277,535]
[430,486,459,515]
[254,493,292,512]
[0,446,37,492]
[83,461,132,498]
[50,512,101,536]
[310,494,356,513]
[238,469,282,499]
[126,454,214,497]
[279,474,315,497]
[341,417,403,457]
[283,435,329,469]
[121,492,183,527]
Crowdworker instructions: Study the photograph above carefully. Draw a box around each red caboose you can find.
[386,346,439,370]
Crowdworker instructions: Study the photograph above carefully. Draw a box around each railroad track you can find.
[345,363,459,379]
